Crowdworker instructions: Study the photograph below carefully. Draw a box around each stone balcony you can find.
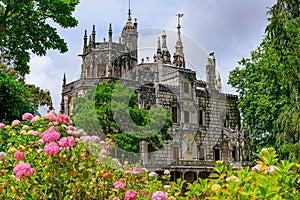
[143,159,252,171]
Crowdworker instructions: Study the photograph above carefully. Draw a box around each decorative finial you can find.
[128,0,132,21]
[176,13,184,30]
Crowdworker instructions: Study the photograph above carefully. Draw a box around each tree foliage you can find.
[0,70,35,122]
[73,82,173,153]
[0,64,53,120]
[0,0,79,76]
[228,0,300,162]
[72,86,102,137]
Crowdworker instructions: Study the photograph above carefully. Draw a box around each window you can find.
[214,148,221,161]
[171,106,178,123]
[184,111,189,123]
[232,146,237,161]
[173,146,179,160]
[183,82,189,93]
[199,147,205,160]
[147,144,153,160]
[199,109,205,126]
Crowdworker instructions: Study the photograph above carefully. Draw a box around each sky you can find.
[25,0,276,113]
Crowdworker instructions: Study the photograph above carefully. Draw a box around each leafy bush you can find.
[0,112,299,199]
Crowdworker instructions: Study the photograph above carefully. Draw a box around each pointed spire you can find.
[92,25,96,47]
[123,0,135,30]
[63,73,66,86]
[175,13,184,55]
[128,0,132,22]
[173,13,185,68]
[109,23,112,42]
[83,29,87,52]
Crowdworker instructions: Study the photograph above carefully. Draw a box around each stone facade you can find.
[61,10,251,181]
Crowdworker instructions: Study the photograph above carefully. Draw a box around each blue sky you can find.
[25,0,276,113]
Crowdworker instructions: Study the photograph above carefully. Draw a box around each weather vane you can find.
[176,13,184,29]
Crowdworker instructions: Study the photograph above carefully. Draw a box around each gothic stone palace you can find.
[60,10,251,182]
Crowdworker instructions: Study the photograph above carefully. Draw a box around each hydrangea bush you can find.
[0,112,299,199]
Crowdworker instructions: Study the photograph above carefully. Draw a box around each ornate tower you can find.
[121,6,138,70]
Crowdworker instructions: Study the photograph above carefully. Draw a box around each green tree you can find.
[0,0,79,76]
[72,86,102,136]
[228,0,300,162]
[74,82,173,153]
[0,70,35,122]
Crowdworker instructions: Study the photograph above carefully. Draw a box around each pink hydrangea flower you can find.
[44,142,60,156]
[139,190,152,197]
[12,120,20,127]
[45,111,56,121]
[112,158,122,167]
[133,168,147,174]
[0,152,9,161]
[149,171,157,176]
[0,123,5,129]
[13,162,35,180]
[164,170,170,175]
[56,114,72,124]
[59,136,75,148]
[267,165,279,173]
[30,116,40,123]
[42,126,60,143]
[37,149,43,153]
[152,191,168,200]
[22,113,33,121]
[113,180,126,189]
[124,190,138,200]
[164,185,171,189]
[14,151,24,160]
[100,149,107,157]
[32,131,39,136]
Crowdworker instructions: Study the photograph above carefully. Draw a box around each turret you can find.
[161,31,171,64]
[206,52,217,91]
[121,5,138,69]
